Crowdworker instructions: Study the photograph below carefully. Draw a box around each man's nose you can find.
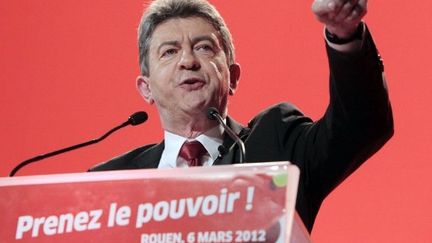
[178,50,200,70]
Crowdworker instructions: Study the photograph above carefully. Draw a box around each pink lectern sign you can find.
[0,162,299,243]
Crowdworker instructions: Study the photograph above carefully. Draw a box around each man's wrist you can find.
[325,22,365,45]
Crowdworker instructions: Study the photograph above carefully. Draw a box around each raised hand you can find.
[312,0,367,38]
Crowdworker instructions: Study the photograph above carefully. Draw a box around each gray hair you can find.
[138,0,235,76]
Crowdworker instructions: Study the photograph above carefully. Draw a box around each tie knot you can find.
[179,141,207,166]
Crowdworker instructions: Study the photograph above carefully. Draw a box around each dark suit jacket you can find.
[90,27,394,232]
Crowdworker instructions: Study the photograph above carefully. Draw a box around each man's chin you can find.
[178,101,210,115]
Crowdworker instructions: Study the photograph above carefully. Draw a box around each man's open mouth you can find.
[179,78,205,90]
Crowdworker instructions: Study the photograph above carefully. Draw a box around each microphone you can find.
[9,111,148,177]
[128,111,148,126]
[207,107,246,163]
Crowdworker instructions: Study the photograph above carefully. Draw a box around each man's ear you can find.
[136,75,154,104]
[229,63,241,95]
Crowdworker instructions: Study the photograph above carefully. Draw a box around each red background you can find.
[1,0,431,242]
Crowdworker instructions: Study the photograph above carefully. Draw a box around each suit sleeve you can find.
[293,25,394,201]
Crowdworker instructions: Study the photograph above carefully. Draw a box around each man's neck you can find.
[160,113,220,138]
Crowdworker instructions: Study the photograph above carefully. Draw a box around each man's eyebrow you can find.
[155,35,219,54]
[156,40,179,54]
[192,35,219,46]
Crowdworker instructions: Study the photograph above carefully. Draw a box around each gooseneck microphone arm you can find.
[207,107,246,163]
[9,111,148,177]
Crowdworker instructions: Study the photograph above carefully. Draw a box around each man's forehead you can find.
[149,17,221,48]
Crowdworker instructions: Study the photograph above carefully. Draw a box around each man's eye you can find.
[196,45,214,53]
[162,49,177,57]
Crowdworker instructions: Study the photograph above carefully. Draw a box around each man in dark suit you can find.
[90,0,393,232]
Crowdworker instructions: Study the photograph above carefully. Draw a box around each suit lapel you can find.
[132,141,164,169]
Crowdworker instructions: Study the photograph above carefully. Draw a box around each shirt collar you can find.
[195,124,224,161]
[160,123,224,168]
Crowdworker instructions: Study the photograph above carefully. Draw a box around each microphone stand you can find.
[9,111,147,177]
[207,107,246,163]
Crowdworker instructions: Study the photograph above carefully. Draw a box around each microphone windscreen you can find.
[128,111,148,126]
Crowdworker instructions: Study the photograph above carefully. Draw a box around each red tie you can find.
[179,141,207,166]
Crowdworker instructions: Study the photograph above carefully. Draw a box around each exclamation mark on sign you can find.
[245,186,255,211]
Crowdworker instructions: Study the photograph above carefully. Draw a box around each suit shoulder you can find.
[248,102,311,128]
[88,143,158,172]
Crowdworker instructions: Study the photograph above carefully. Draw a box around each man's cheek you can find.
[209,61,226,81]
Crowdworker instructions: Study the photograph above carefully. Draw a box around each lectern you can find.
[0,162,311,242]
